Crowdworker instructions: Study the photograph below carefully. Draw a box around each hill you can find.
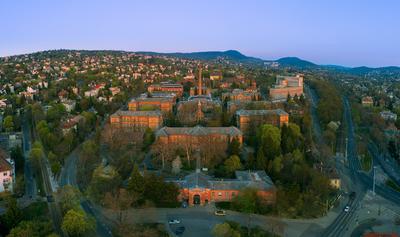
[136,50,263,63]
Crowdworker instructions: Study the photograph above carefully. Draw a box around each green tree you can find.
[281,123,303,154]
[255,148,266,170]
[232,188,258,236]
[2,197,23,230]
[29,143,44,172]
[224,155,242,175]
[142,128,154,151]
[61,208,95,237]
[3,115,14,132]
[228,137,241,156]
[57,185,81,215]
[127,164,145,197]
[257,124,281,161]
[7,220,54,237]
[88,165,122,202]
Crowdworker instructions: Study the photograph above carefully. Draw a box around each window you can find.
[3,172,7,176]
[218,192,222,196]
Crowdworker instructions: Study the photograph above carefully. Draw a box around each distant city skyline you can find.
[1,0,399,67]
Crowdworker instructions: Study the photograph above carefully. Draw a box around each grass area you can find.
[386,179,400,192]
[360,153,372,172]
[218,221,281,237]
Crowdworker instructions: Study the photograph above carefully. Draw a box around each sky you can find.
[1,0,399,67]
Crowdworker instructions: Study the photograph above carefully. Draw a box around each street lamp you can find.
[373,166,377,195]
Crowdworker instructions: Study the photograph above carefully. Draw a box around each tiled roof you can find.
[173,170,275,191]
[0,156,12,172]
[111,110,162,117]
[130,97,173,103]
[155,125,242,137]
[236,109,288,116]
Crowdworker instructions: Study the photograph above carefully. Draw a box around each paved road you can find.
[59,120,113,237]
[323,97,400,237]
[21,118,37,199]
[304,85,323,143]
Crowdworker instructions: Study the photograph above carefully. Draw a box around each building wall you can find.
[110,115,163,130]
[0,169,13,193]
[237,113,289,136]
[269,87,303,101]
[148,85,183,97]
[128,100,174,112]
[178,187,275,206]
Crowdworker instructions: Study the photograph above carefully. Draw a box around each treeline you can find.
[309,80,343,126]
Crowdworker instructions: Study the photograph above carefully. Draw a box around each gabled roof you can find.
[155,126,242,137]
[0,156,12,172]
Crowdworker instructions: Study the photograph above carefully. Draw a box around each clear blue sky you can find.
[1,0,399,67]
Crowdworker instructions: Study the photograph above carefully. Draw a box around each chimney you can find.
[198,65,202,95]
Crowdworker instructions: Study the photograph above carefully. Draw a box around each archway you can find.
[193,194,201,205]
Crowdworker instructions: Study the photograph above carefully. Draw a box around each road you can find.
[323,97,400,237]
[21,118,37,199]
[59,120,113,237]
[304,85,323,142]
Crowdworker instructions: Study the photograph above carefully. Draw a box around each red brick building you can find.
[155,125,243,147]
[147,82,183,97]
[110,110,163,130]
[171,170,276,206]
[222,89,261,102]
[236,109,289,137]
[128,97,175,113]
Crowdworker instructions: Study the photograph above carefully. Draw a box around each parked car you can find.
[214,210,226,216]
[344,206,350,212]
[168,219,181,224]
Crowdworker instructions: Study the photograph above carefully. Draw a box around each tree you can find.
[257,124,281,161]
[142,128,154,151]
[232,188,258,236]
[6,220,54,237]
[3,115,14,132]
[29,143,44,172]
[281,123,303,154]
[88,165,121,202]
[61,208,95,237]
[224,155,242,175]
[212,223,240,237]
[227,137,241,156]
[57,185,81,215]
[127,164,145,197]
[2,197,23,230]
[104,188,136,225]
[255,148,266,170]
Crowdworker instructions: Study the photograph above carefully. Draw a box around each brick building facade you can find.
[236,109,289,136]
[110,110,163,130]
[155,125,243,147]
[171,170,276,206]
[147,83,183,97]
[128,97,175,113]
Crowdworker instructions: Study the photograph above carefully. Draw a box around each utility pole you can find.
[373,166,377,195]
